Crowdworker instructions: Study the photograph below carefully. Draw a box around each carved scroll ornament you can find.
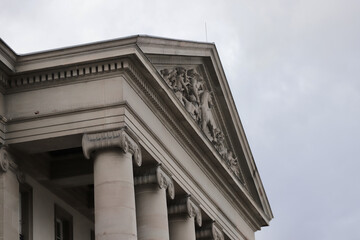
[196,221,225,240]
[134,165,175,199]
[0,146,25,183]
[168,195,202,227]
[160,67,243,182]
[82,129,142,166]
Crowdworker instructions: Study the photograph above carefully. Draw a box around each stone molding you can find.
[0,146,25,182]
[196,221,224,240]
[82,128,142,166]
[134,165,175,199]
[168,195,202,227]
[7,59,122,89]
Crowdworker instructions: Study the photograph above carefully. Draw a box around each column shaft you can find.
[0,167,19,240]
[136,184,169,240]
[94,149,137,240]
[169,216,196,240]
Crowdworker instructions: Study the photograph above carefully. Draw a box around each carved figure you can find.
[184,97,200,122]
[173,67,188,93]
[200,90,217,141]
[160,68,177,89]
[227,151,240,178]
[213,129,227,158]
[175,91,185,106]
[187,69,204,104]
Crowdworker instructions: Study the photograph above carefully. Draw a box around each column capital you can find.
[168,195,202,227]
[196,221,224,240]
[0,146,14,172]
[134,165,175,199]
[82,128,142,166]
[0,146,25,182]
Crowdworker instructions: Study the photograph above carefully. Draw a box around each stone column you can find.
[134,165,175,240]
[168,196,202,240]
[82,129,142,240]
[196,221,224,240]
[0,146,22,240]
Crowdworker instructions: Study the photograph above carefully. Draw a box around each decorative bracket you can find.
[82,128,142,166]
[168,195,202,227]
[134,165,175,199]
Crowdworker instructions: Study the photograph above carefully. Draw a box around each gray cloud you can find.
[2,0,360,239]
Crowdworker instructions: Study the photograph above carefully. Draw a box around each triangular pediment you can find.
[142,48,272,221]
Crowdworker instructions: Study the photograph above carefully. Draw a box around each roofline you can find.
[4,34,215,58]
[0,38,17,72]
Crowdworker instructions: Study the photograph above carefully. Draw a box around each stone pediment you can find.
[157,65,245,183]
[0,35,273,227]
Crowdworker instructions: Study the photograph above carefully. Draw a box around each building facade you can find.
[0,35,273,240]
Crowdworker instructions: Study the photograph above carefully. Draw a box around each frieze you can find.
[160,67,244,183]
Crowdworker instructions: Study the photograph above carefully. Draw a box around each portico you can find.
[0,35,273,240]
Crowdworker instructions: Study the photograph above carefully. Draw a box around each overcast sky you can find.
[1,0,360,239]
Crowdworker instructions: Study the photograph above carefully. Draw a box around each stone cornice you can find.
[196,221,224,240]
[168,195,202,227]
[134,165,175,199]
[0,38,17,72]
[7,58,124,91]
[82,128,142,166]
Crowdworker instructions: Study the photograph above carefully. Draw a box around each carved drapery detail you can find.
[82,128,142,166]
[168,195,202,227]
[0,146,25,183]
[196,222,224,240]
[134,165,175,199]
[160,67,244,183]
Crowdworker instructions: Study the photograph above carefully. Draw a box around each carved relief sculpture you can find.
[159,67,244,183]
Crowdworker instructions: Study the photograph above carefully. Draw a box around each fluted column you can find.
[168,196,202,240]
[134,165,175,240]
[0,146,23,240]
[82,129,142,240]
[196,221,224,240]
